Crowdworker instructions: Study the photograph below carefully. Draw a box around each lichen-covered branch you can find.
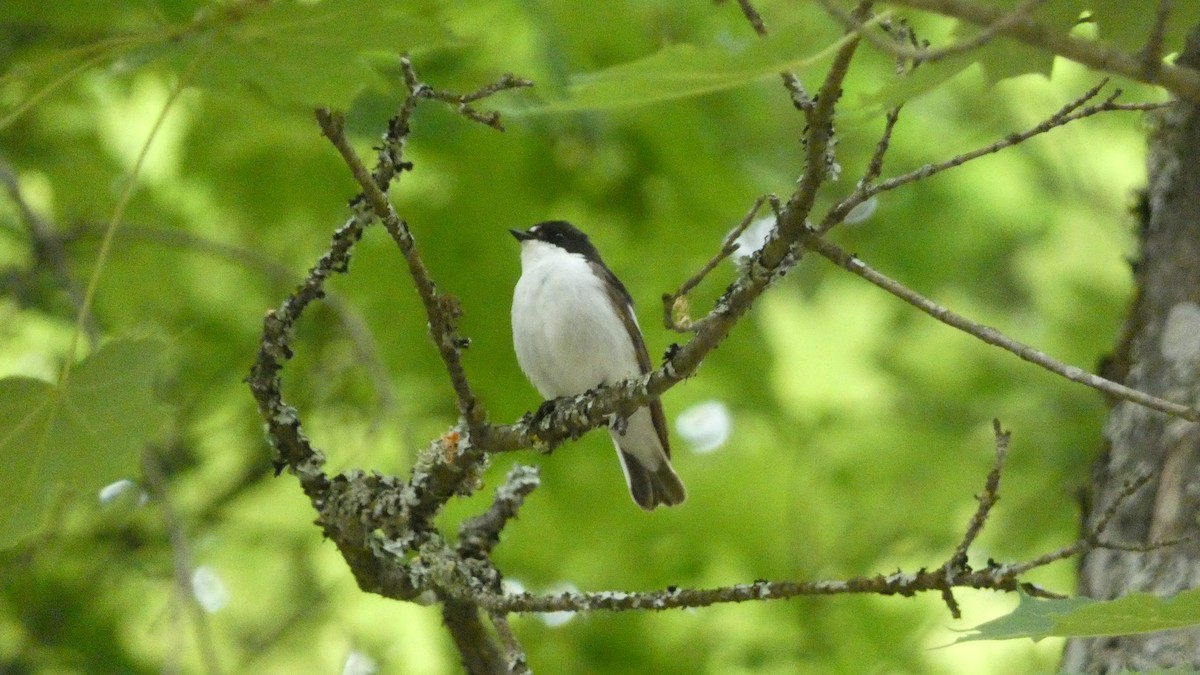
[477,425,1155,616]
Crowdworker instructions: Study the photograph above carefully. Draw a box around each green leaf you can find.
[956,592,1094,642]
[179,0,457,109]
[855,54,975,114]
[947,3,1071,86]
[868,3,1081,94]
[958,589,1200,643]
[1056,589,1200,637]
[518,16,846,113]
[1,0,457,126]
[0,338,170,548]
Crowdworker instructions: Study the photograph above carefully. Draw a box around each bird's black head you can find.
[509,220,602,260]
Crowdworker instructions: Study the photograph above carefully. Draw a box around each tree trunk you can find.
[1061,27,1200,673]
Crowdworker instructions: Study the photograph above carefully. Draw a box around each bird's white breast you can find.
[512,241,641,398]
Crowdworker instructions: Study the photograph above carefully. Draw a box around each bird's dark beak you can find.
[510,228,535,242]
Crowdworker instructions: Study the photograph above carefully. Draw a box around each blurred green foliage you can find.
[0,0,1172,672]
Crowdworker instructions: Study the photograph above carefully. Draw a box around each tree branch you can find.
[490,614,530,675]
[884,0,1200,102]
[661,195,767,332]
[458,466,540,559]
[950,419,1010,571]
[443,600,507,674]
[248,63,537,672]
[484,32,871,456]
[817,0,1050,66]
[310,61,536,531]
[801,232,1200,423]
[401,58,533,131]
[823,80,1167,231]
[474,427,1155,616]
[1140,0,1173,80]
[484,86,1178,466]
[316,108,484,436]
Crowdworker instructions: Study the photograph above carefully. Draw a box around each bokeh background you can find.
[0,1,1166,672]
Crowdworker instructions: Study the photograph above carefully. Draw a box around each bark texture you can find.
[1062,27,1200,673]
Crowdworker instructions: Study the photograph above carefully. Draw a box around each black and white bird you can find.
[510,221,686,510]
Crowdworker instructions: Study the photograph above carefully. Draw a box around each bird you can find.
[510,220,686,510]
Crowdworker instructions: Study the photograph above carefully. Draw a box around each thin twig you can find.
[860,106,902,188]
[458,466,541,559]
[473,558,1041,614]
[935,418,1011,618]
[475,444,1162,617]
[491,614,531,675]
[1005,472,1163,576]
[401,58,533,131]
[315,109,484,436]
[758,10,866,268]
[781,72,815,112]
[841,16,908,213]
[735,0,769,37]
[1080,472,1187,554]
[950,419,1010,570]
[871,75,1104,185]
[822,81,1167,231]
[487,36,868,455]
[731,0,815,114]
[662,196,768,332]
[802,232,1200,423]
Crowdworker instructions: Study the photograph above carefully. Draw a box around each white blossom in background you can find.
[342,650,378,675]
[675,400,732,454]
[540,583,579,628]
[730,216,775,264]
[191,565,229,613]
[729,197,878,264]
[502,578,526,595]
[97,478,148,506]
[844,196,878,225]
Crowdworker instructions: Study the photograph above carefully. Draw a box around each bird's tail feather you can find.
[620,449,686,510]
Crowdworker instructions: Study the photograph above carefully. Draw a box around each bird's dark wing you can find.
[590,260,672,459]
